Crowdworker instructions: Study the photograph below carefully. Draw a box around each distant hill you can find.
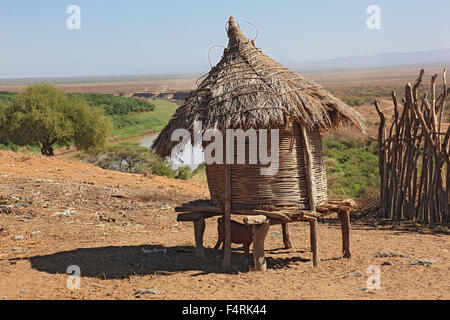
[283,49,450,72]
[1,49,449,86]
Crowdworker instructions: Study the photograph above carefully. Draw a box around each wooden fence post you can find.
[375,69,449,224]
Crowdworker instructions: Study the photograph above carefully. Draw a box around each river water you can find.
[138,133,204,170]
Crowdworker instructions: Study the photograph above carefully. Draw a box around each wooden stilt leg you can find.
[193,218,205,260]
[339,211,351,258]
[309,218,319,266]
[223,164,232,267]
[252,222,270,271]
[282,223,293,249]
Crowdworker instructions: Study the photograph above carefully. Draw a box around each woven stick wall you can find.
[205,123,327,211]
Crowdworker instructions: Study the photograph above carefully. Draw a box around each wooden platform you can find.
[176,199,353,270]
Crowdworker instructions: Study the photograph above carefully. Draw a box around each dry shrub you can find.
[353,186,381,218]
[18,155,32,162]
[135,191,155,202]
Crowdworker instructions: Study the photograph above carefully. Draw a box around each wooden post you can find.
[281,223,293,249]
[300,125,319,266]
[309,218,319,267]
[300,125,316,212]
[223,162,232,267]
[339,211,351,258]
[252,221,270,271]
[193,218,205,260]
[374,100,387,218]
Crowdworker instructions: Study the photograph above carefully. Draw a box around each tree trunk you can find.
[41,140,55,157]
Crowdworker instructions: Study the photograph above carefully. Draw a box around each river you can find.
[138,133,204,170]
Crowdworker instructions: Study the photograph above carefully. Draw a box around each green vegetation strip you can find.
[110,100,178,140]
[323,137,379,199]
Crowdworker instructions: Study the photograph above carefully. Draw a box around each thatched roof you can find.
[152,16,365,157]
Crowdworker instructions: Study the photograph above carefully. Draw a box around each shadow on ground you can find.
[318,214,450,236]
[26,244,312,279]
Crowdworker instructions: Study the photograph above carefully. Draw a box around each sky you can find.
[0,0,449,78]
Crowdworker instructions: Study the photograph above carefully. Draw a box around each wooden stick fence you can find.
[375,69,449,224]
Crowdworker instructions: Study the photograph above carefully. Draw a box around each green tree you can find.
[67,96,113,152]
[0,84,112,156]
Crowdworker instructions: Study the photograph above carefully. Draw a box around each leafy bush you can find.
[150,159,176,178]
[0,140,19,152]
[176,165,192,180]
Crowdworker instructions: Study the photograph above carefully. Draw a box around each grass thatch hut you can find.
[152,16,365,270]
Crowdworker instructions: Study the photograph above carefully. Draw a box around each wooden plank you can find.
[175,205,223,213]
[177,212,219,221]
[176,205,321,223]
[176,206,295,222]
[327,199,357,207]
[316,203,354,213]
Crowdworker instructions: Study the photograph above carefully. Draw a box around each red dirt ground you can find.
[0,151,449,300]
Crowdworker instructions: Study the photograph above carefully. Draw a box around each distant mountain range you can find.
[282,49,450,72]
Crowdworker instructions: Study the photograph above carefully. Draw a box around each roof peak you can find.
[227,16,249,48]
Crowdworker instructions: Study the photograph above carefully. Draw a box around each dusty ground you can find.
[0,150,449,300]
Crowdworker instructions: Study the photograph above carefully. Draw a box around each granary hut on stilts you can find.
[152,16,365,271]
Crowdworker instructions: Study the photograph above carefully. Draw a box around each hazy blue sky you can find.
[1,0,449,77]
